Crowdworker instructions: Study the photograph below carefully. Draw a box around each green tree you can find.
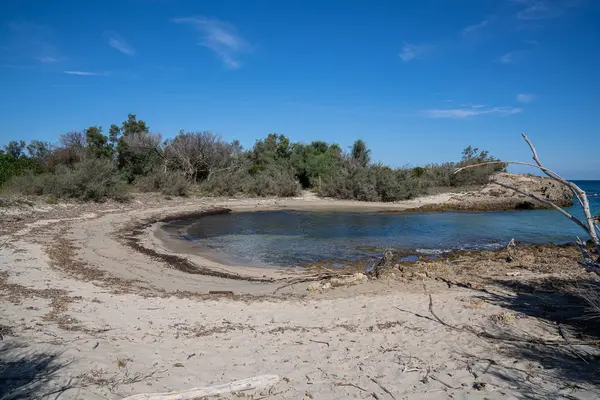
[4,140,26,159]
[85,126,112,159]
[249,133,292,174]
[0,151,44,186]
[291,141,343,188]
[112,114,157,182]
[351,139,371,167]
[26,140,53,163]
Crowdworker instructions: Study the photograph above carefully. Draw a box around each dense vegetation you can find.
[0,114,505,202]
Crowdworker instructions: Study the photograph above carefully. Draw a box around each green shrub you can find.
[201,164,300,197]
[7,158,129,202]
[200,166,252,196]
[248,166,301,197]
[135,170,190,197]
[0,154,44,187]
[45,195,58,205]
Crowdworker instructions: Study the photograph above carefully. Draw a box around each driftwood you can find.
[120,374,280,400]
[455,133,600,275]
[273,271,360,293]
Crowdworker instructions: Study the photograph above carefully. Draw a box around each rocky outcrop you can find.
[407,173,574,213]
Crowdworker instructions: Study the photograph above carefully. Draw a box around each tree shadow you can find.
[469,277,600,397]
[485,277,600,341]
[459,347,600,400]
[0,340,71,400]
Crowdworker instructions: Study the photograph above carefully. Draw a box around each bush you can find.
[319,164,427,202]
[248,166,301,197]
[0,154,44,187]
[135,170,190,197]
[6,159,129,202]
[201,164,301,197]
[45,195,58,205]
[200,166,253,196]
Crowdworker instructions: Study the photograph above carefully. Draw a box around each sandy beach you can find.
[1,179,599,399]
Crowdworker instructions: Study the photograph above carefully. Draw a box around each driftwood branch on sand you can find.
[120,374,280,400]
[455,133,600,275]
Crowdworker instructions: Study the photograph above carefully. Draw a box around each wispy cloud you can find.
[516,93,534,103]
[462,20,489,36]
[513,0,587,22]
[422,105,522,119]
[173,17,250,69]
[399,42,429,62]
[108,34,135,56]
[4,21,59,63]
[64,70,108,76]
[500,52,515,64]
[517,2,553,20]
[37,56,57,63]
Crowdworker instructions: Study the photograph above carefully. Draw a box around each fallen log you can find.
[120,374,280,400]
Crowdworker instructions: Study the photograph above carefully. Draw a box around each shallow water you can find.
[179,180,600,267]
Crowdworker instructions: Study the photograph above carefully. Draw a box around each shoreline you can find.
[1,183,599,399]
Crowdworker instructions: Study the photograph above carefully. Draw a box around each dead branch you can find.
[492,180,590,233]
[273,272,355,293]
[335,382,368,392]
[429,375,458,390]
[309,339,330,347]
[455,133,599,273]
[369,377,397,400]
[120,374,280,400]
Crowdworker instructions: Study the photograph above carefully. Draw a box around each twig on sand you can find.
[397,295,600,347]
[427,294,456,330]
[335,382,368,392]
[309,339,330,347]
[429,375,458,390]
[369,377,397,400]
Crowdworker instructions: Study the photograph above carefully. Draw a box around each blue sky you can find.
[1,0,599,179]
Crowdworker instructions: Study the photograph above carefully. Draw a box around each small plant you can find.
[45,195,58,205]
[116,357,130,369]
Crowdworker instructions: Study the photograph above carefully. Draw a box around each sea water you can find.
[180,181,600,267]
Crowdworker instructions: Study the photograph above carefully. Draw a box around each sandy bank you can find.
[1,175,598,400]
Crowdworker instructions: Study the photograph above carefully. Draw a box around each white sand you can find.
[1,194,598,399]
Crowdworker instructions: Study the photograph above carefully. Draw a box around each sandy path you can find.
[1,195,598,399]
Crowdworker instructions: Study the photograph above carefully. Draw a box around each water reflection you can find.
[180,207,593,267]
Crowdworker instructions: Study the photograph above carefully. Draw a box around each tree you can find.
[85,126,112,159]
[112,114,156,182]
[60,131,86,149]
[291,141,343,188]
[351,139,371,167]
[47,131,87,168]
[453,145,506,186]
[164,131,237,182]
[4,140,26,159]
[26,140,53,163]
[249,133,292,174]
